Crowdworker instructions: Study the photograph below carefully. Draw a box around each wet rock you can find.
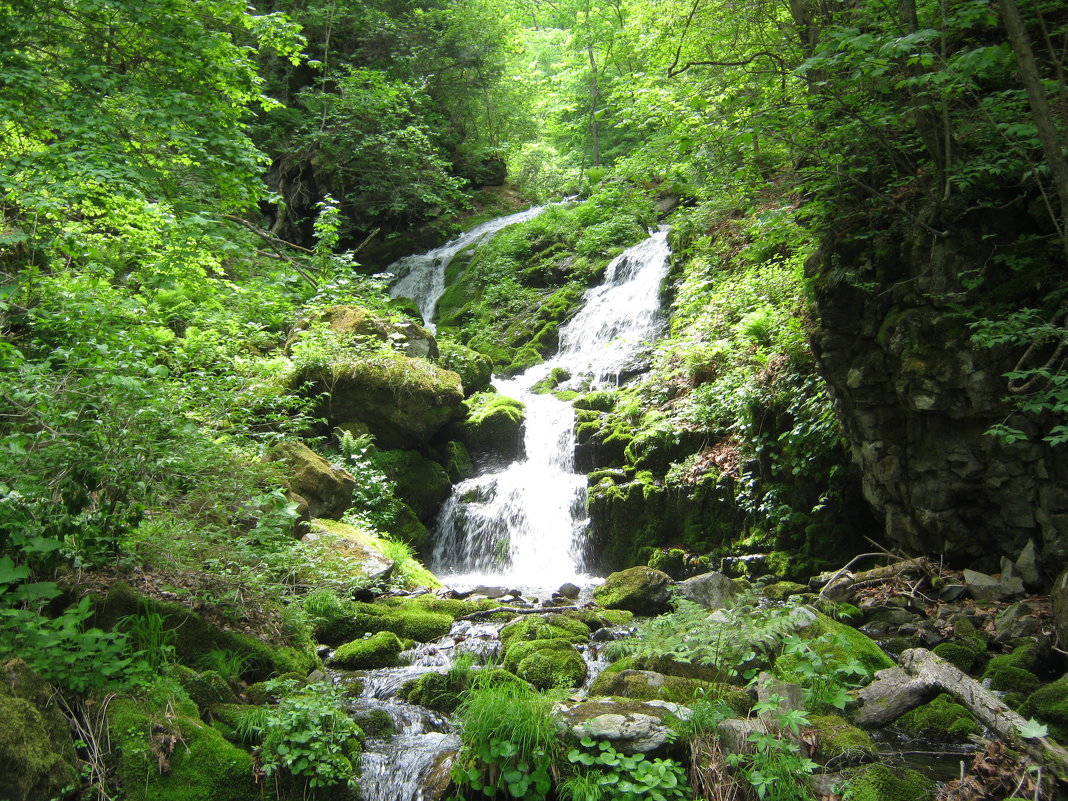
[993,601,1042,644]
[557,582,581,599]
[593,566,673,616]
[675,571,737,610]
[266,441,356,520]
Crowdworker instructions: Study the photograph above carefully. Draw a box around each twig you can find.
[459,605,582,621]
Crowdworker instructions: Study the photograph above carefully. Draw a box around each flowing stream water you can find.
[354,213,671,801]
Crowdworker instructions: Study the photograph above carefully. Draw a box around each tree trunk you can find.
[587,43,601,168]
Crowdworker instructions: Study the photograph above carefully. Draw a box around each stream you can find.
[344,214,672,801]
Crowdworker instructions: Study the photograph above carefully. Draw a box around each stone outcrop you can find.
[266,441,355,520]
[807,207,1068,573]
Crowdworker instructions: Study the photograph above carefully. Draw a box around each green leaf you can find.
[1019,718,1049,739]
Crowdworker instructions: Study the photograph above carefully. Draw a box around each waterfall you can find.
[433,229,672,588]
[387,206,549,331]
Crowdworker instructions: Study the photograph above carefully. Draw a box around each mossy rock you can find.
[530,367,571,394]
[503,638,579,673]
[797,611,894,676]
[623,425,694,474]
[383,594,500,619]
[374,449,452,522]
[332,631,406,670]
[513,644,587,690]
[399,667,524,714]
[440,440,475,482]
[896,694,980,742]
[171,665,237,710]
[316,598,460,644]
[812,599,865,627]
[573,391,617,412]
[0,661,77,801]
[559,608,634,631]
[808,714,876,766]
[384,501,431,549]
[505,345,544,375]
[1022,674,1068,742]
[763,580,808,602]
[297,351,464,449]
[437,339,493,396]
[499,614,591,648]
[841,763,936,801]
[452,392,526,459]
[592,566,673,616]
[982,643,1042,695]
[93,583,319,682]
[265,440,356,520]
[107,693,258,801]
[352,708,396,738]
[932,642,981,673]
[589,669,749,712]
[600,655,730,684]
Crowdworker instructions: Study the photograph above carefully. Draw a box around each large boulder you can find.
[675,571,737,609]
[303,519,395,585]
[266,441,355,520]
[300,352,464,449]
[593,566,673,616]
[437,340,493,396]
[290,304,438,360]
[375,449,452,523]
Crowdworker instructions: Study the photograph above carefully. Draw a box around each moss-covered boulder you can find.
[590,669,749,711]
[375,449,452,522]
[599,655,728,684]
[593,566,673,616]
[400,667,525,714]
[982,641,1042,695]
[516,648,587,690]
[807,714,876,767]
[107,683,258,801]
[0,660,77,801]
[561,698,688,755]
[1022,674,1068,742]
[437,339,493,395]
[298,352,464,449]
[451,392,526,459]
[171,665,237,710]
[763,581,808,602]
[896,693,980,741]
[314,597,454,647]
[841,763,936,801]
[499,613,591,648]
[266,440,356,520]
[93,583,318,682]
[624,425,702,474]
[332,631,407,670]
[792,611,894,677]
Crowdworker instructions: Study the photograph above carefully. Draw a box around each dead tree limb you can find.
[459,605,581,621]
[856,648,1068,782]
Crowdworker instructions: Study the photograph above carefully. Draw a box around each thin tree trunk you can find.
[587,43,601,167]
[998,0,1068,237]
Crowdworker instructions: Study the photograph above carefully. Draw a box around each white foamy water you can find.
[433,229,672,586]
[387,206,548,331]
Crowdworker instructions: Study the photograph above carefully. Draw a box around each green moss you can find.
[374,449,452,522]
[353,708,396,738]
[499,614,591,648]
[0,694,77,801]
[505,345,544,375]
[842,763,936,801]
[514,645,588,690]
[399,667,524,714]
[441,440,474,482]
[94,583,319,682]
[763,581,808,601]
[813,599,864,626]
[455,391,526,456]
[592,566,672,616]
[574,391,618,412]
[437,339,493,396]
[171,665,237,710]
[932,642,981,673]
[983,643,1042,695]
[896,694,979,742]
[600,655,729,684]
[589,669,749,711]
[808,715,876,764]
[1022,675,1068,742]
[107,691,257,801]
[800,611,894,676]
[332,631,406,670]
[530,367,571,394]
[503,638,579,672]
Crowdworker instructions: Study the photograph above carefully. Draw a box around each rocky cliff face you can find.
[807,204,1067,577]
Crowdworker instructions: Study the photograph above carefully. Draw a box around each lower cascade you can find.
[432,229,672,588]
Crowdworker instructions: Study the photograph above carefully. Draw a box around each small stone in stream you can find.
[963,569,1001,602]
[1016,539,1041,588]
[472,585,507,599]
[557,583,581,599]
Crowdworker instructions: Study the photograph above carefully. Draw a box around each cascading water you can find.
[356,216,671,801]
[387,205,549,330]
[432,229,672,588]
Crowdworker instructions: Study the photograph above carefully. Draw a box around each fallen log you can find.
[817,556,937,599]
[855,647,1068,782]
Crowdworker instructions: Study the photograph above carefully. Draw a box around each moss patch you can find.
[499,614,591,648]
[590,669,750,712]
[896,694,980,742]
[332,631,406,670]
[842,763,936,801]
[453,392,526,458]
[1022,674,1068,743]
[808,714,875,766]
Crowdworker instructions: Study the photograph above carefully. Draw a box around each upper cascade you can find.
[387,205,548,331]
[431,227,672,588]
